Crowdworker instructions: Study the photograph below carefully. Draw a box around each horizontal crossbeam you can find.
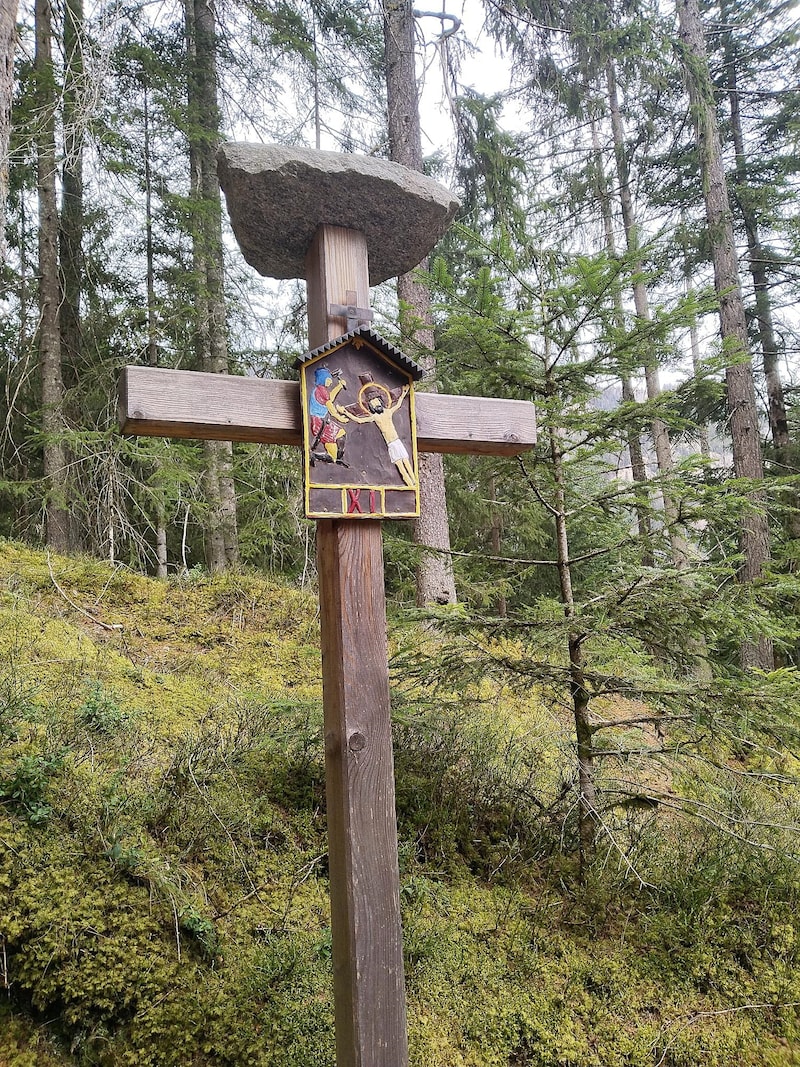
[119,366,537,457]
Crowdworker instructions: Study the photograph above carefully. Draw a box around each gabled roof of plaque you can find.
[295,326,424,381]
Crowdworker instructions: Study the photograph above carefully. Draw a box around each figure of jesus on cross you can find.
[344,377,416,489]
[119,142,536,1067]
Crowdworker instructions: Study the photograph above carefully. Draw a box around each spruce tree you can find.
[426,235,725,869]
[717,0,799,539]
[184,0,238,571]
[677,0,773,670]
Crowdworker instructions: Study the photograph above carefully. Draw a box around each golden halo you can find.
[358,382,391,408]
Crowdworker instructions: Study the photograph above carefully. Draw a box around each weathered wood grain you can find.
[119,366,537,455]
[415,390,537,456]
[306,227,370,349]
[309,225,408,1066]
[317,520,408,1067]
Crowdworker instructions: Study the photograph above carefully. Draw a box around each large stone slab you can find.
[217,142,459,285]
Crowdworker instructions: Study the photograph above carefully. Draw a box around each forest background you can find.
[1,0,800,1062]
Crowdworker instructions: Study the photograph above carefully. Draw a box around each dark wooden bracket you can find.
[329,289,375,332]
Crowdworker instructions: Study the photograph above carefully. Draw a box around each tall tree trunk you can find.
[382,0,456,606]
[722,3,789,460]
[144,84,158,370]
[723,14,799,543]
[59,0,82,387]
[13,185,31,532]
[1,0,18,267]
[596,101,709,675]
[35,0,69,550]
[677,0,773,670]
[155,508,168,579]
[185,0,238,571]
[58,0,83,552]
[3,0,22,530]
[143,79,168,577]
[590,115,653,564]
[606,61,688,569]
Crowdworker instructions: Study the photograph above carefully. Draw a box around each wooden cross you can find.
[119,143,536,1067]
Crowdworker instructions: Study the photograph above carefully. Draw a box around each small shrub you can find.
[76,685,128,735]
[179,908,219,960]
[0,754,61,825]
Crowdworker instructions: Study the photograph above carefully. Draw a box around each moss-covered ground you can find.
[0,541,797,1066]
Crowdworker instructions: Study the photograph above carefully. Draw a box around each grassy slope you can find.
[0,541,798,1067]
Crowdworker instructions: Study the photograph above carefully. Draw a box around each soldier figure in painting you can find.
[309,365,349,465]
[345,374,416,489]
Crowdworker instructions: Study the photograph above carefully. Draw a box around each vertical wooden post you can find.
[306,226,370,349]
[317,521,408,1066]
[306,226,409,1067]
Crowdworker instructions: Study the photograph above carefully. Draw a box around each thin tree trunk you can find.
[58,0,83,552]
[35,0,69,550]
[722,3,790,460]
[605,61,688,569]
[185,0,238,571]
[548,418,596,867]
[14,189,31,532]
[489,476,507,617]
[677,0,773,670]
[143,80,169,576]
[382,0,456,606]
[596,105,709,675]
[590,115,653,563]
[60,0,82,387]
[143,83,159,370]
[687,317,710,459]
[155,506,168,579]
[1,0,18,267]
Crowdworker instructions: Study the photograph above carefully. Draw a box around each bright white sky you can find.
[416,5,510,161]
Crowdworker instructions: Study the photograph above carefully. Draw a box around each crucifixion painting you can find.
[298,327,421,518]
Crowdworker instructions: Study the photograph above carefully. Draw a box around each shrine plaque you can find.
[298,328,422,519]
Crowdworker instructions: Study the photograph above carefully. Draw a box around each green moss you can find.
[0,542,798,1065]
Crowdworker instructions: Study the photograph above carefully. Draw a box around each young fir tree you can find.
[417,227,795,876]
[425,239,680,869]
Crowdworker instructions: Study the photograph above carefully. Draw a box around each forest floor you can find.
[0,540,798,1066]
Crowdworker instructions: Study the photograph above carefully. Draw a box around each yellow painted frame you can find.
[300,337,420,520]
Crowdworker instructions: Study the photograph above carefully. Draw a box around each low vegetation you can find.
[0,541,798,1066]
